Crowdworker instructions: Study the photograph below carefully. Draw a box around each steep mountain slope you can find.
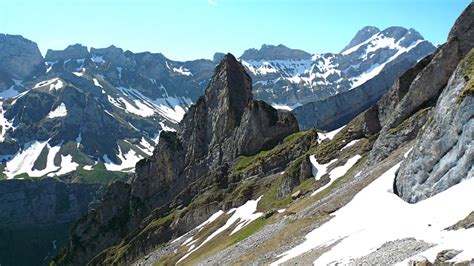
[88,3,471,265]
[54,54,300,264]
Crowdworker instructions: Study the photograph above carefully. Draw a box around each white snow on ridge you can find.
[173,66,193,76]
[310,155,361,197]
[177,197,263,264]
[47,103,68,118]
[274,162,474,265]
[271,102,302,111]
[103,145,142,172]
[350,39,425,88]
[34,78,59,89]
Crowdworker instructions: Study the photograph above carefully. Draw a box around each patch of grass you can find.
[71,163,128,184]
[283,131,306,143]
[459,48,474,101]
[257,177,292,212]
[59,142,94,166]
[235,149,272,173]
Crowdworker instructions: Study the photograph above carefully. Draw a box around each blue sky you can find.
[0,0,470,61]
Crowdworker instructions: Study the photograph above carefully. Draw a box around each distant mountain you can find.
[240,27,435,108]
[0,42,217,179]
[0,26,434,179]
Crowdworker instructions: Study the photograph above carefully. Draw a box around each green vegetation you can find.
[71,163,128,184]
[388,107,431,135]
[459,48,474,101]
[235,149,272,173]
[59,142,94,166]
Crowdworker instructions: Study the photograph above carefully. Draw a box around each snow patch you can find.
[91,55,104,63]
[317,126,345,142]
[341,139,361,151]
[172,66,193,76]
[47,103,68,118]
[103,145,142,172]
[93,78,103,88]
[177,197,263,263]
[311,155,361,197]
[309,155,337,180]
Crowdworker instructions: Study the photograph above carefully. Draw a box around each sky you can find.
[0,0,470,61]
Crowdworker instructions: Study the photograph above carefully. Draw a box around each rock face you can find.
[56,54,298,264]
[0,34,43,81]
[45,44,89,62]
[0,179,97,227]
[0,178,98,266]
[350,3,474,203]
[395,51,474,203]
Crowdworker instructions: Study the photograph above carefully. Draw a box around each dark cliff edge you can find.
[0,178,99,266]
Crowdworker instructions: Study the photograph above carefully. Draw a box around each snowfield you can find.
[273,161,474,265]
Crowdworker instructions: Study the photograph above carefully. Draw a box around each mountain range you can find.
[45,3,473,264]
[0,26,434,180]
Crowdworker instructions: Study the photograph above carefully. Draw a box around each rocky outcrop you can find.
[394,51,474,203]
[366,4,474,169]
[0,34,43,80]
[45,44,89,61]
[56,54,299,264]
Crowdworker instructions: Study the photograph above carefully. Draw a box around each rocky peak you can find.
[45,44,89,61]
[204,53,253,141]
[341,26,380,53]
[90,45,133,67]
[0,33,43,80]
[448,2,474,56]
[240,44,312,61]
